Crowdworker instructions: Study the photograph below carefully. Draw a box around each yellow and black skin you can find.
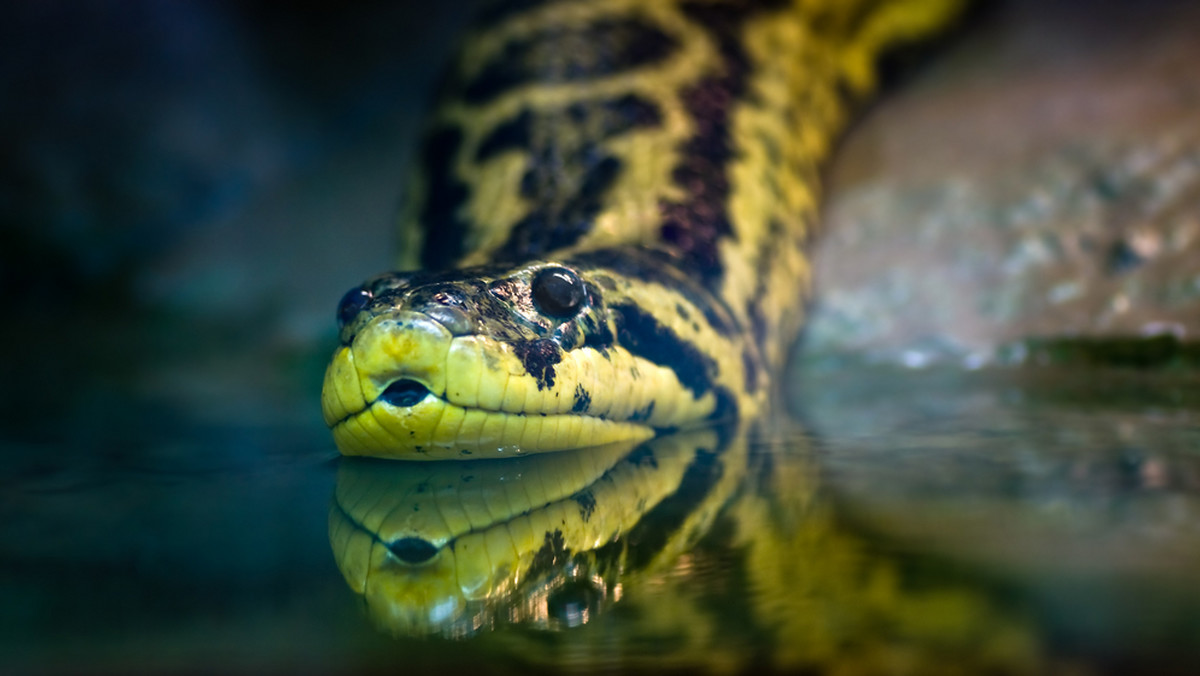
[329,424,746,636]
[329,420,1041,673]
[322,0,966,459]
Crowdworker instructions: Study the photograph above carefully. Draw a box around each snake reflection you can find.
[327,421,1042,671]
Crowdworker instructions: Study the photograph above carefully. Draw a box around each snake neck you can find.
[399,0,965,372]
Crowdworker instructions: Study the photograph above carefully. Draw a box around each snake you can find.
[329,420,1039,673]
[321,0,967,459]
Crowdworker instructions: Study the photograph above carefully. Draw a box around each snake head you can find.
[322,249,756,459]
[324,260,651,459]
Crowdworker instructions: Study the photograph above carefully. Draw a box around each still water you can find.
[3,360,1199,674]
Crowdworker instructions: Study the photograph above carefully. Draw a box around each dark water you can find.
[4,343,1198,674]
[3,3,1198,673]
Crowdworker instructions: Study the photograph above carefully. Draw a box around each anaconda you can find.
[321,0,966,459]
[328,419,1039,674]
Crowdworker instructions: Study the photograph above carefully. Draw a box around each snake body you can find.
[321,0,965,459]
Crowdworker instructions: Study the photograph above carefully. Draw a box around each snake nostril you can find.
[387,537,439,564]
[379,379,430,407]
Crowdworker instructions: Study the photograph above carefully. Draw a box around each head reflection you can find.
[328,426,743,638]
[327,421,1042,674]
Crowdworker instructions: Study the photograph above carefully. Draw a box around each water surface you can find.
[4,348,1198,674]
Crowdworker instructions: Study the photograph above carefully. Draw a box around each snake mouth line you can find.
[330,379,659,458]
[333,374,628,428]
[331,385,622,429]
[322,336,702,456]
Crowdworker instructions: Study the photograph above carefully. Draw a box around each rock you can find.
[804,0,1200,366]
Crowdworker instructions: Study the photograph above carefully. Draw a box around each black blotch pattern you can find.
[571,247,737,337]
[580,282,616,348]
[747,300,768,351]
[630,401,656,422]
[529,529,570,575]
[611,302,716,396]
[475,109,533,162]
[463,19,679,104]
[503,155,621,258]
[624,448,724,569]
[745,217,785,355]
[626,445,659,469]
[479,96,662,259]
[419,127,474,269]
[478,98,653,173]
[573,490,596,522]
[513,338,564,390]
[741,346,759,393]
[572,384,592,413]
[581,320,615,349]
[707,388,738,425]
[658,0,786,288]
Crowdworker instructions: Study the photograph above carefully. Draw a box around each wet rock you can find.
[804,0,1200,367]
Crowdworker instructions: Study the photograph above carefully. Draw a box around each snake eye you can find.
[336,287,373,328]
[532,267,586,318]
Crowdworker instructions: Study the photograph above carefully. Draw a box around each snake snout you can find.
[380,379,431,407]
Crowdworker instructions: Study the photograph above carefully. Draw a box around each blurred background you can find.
[2,0,1199,672]
[1,2,471,469]
[0,3,473,671]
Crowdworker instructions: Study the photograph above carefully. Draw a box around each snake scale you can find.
[321,0,966,460]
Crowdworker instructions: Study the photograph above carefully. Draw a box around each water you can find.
[6,1,1198,672]
[4,330,1198,674]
